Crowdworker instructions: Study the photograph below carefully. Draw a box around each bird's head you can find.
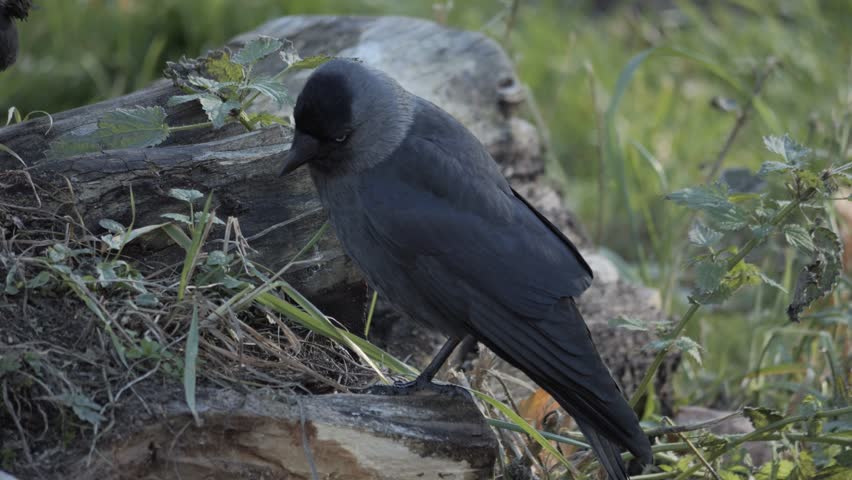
[280,58,413,177]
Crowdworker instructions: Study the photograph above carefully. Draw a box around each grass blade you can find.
[184,304,201,426]
[177,193,214,300]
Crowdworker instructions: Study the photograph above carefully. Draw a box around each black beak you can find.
[280,132,319,176]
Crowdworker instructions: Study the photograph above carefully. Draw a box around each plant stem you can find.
[168,121,213,133]
[238,111,255,131]
[703,57,779,182]
[629,188,816,407]
[674,405,852,480]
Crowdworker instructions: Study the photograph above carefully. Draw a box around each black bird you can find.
[280,58,653,479]
[0,0,33,71]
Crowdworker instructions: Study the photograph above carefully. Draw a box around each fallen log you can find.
[73,389,496,480]
[0,14,677,478]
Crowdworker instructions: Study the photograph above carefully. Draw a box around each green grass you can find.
[2,0,849,449]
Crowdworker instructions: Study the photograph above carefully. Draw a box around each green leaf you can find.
[787,227,843,322]
[96,106,170,149]
[184,305,202,426]
[168,188,204,203]
[764,134,811,165]
[240,77,289,107]
[54,392,105,426]
[756,270,787,293]
[783,224,815,253]
[755,459,795,480]
[285,54,334,71]
[206,52,245,83]
[206,250,229,266]
[233,36,283,66]
[695,259,726,294]
[4,264,19,295]
[673,336,703,365]
[187,75,224,90]
[177,193,214,301]
[134,293,160,307]
[247,112,289,127]
[161,223,192,250]
[96,262,118,287]
[688,221,723,247]
[608,315,649,331]
[46,106,169,157]
[743,406,785,429]
[161,212,192,224]
[758,160,794,177]
[26,270,51,289]
[47,244,70,263]
[99,218,125,233]
[667,185,748,231]
[199,96,240,129]
[166,93,208,106]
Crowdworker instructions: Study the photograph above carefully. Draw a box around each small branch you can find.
[704,57,779,182]
[645,410,742,437]
[168,121,213,133]
[665,418,721,480]
[629,188,817,407]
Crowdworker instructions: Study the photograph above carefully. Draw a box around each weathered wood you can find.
[75,389,496,480]
[0,15,532,323]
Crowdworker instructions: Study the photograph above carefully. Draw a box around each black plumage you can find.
[281,59,652,479]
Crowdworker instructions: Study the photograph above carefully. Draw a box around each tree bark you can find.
[73,389,496,480]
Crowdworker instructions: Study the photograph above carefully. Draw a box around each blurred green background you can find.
[2,0,850,410]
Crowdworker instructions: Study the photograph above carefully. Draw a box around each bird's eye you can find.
[334,134,348,143]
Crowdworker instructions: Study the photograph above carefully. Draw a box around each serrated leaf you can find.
[758,160,793,176]
[98,218,125,233]
[168,188,204,203]
[787,227,843,322]
[755,459,795,480]
[743,406,785,430]
[608,315,648,331]
[784,224,815,253]
[200,96,240,129]
[756,270,787,293]
[161,212,192,224]
[695,260,726,293]
[166,93,208,106]
[688,221,723,247]
[97,106,169,149]
[763,134,810,164]
[26,271,51,289]
[666,185,748,231]
[285,55,334,71]
[233,36,283,66]
[241,77,289,107]
[206,52,245,83]
[187,75,222,90]
[46,106,169,158]
[672,336,703,365]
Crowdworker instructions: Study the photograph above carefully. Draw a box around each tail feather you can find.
[576,419,629,480]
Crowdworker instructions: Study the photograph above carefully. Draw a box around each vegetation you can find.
[1,1,850,479]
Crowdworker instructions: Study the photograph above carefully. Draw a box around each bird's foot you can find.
[362,377,469,398]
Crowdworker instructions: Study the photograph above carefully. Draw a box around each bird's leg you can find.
[365,336,469,396]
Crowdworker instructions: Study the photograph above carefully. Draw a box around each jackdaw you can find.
[280,58,653,479]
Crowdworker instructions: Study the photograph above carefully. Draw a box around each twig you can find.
[664,418,721,480]
[503,0,521,44]
[645,410,742,437]
[2,380,33,465]
[703,57,779,182]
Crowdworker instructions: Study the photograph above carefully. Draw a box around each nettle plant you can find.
[45,36,330,158]
[625,134,850,407]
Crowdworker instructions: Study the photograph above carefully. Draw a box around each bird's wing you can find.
[357,106,650,464]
